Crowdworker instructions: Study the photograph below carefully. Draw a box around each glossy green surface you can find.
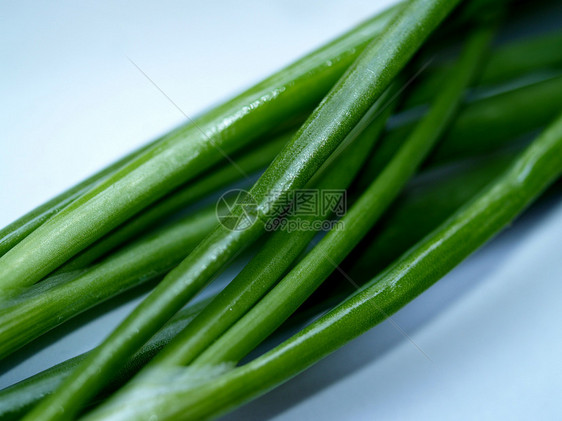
[350,153,514,280]
[1,21,552,264]
[113,83,399,378]
[56,133,291,272]
[0,206,217,360]
[103,112,562,421]
[0,297,212,421]
[0,148,525,421]
[433,75,562,161]
[361,74,562,184]
[0,3,401,297]
[304,150,516,309]
[2,66,548,366]
[54,73,562,274]
[23,1,454,419]
[0,141,157,260]
[407,30,562,106]
[192,23,491,368]
[0,134,288,363]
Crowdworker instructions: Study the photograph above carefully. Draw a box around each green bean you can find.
[0,297,213,421]
[57,133,291,272]
[0,206,217,360]
[23,1,458,419]
[96,111,562,421]
[0,141,157,259]
[0,3,402,297]
[118,83,399,373]
[361,74,562,185]
[189,23,492,369]
[407,30,562,106]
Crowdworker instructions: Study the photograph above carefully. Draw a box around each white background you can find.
[1,1,561,420]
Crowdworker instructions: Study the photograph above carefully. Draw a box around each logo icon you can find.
[216,189,258,231]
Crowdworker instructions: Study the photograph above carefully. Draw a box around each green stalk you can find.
[57,133,290,272]
[6,68,550,313]
[0,145,525,421]
[0,3,402,297]
[24,2,458,419]
[308,151,517,305]
[123,84,398,372]
[0,147,526,421]
[0,133,290,359]
[0,141,158,259]
[0,206,217,360]
[407,30,562,106]
[479,31,562,83]
[89,112,562,421]
[2,21,555,263]
[361,74,562,184]
[349,153,514,279]
[433,74,562,161]
[189,24,492,368]
[57,74,562,273]
[0,297,213,421]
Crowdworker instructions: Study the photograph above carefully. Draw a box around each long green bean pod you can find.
[87,111,562,421]
[0,207,217,360]
[0,3,402,297]
[188,23,492,368]
[120,83,399,372]
[0,297,213,421]
[56,134,290,272]
[0,147,526,421]
[361,74,562,184]
[407,30,562,106]
[23,1,459,419]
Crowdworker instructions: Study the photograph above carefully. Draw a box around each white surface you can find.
[1,1,561,420]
